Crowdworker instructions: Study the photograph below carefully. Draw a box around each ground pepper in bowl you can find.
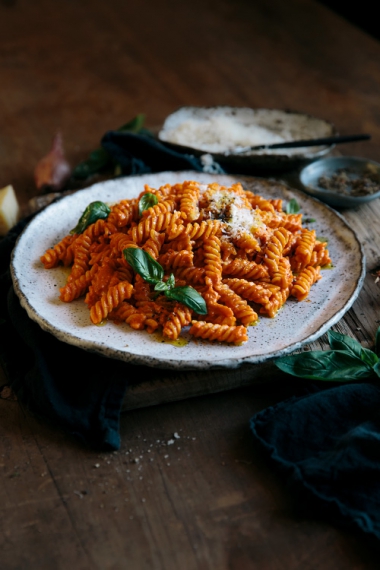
[318,165,380,196]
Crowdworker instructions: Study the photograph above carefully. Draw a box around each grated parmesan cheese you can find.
[208,188,265,238]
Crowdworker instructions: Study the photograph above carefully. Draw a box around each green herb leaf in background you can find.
[275,326,380,382]
[375,327,380,356]
[139,193,158,216]
[72,114,149,180]
[286,198,300,214]
[328,330,378,367]
[123,248,207,314]
[70,201,111,234]
[275,350,373,381]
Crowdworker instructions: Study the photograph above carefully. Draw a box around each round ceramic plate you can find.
[11,171,365,370]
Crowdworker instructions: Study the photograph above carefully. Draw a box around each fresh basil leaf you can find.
[118,114,146,133]
[328,330,363,357]
[154,281,169,292]
[360,348,379,367]
[123,248,164,284]
[72,147,111,180]
[70,201,111,234]
[286,198,300,214]
[275,349,372,381]
[373,361,380,378]
[328,330,378,367]
[165,286,207,315]
[72,114,148,180]
[139,193,158,216]
[166,273,176,289]
[375,326,380,356]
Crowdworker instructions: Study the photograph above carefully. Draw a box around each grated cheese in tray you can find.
[163,115,286,154]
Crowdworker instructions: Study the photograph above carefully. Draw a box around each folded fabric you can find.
[1,217,132,450]
[250,381,380,540]
[101,131,225,175]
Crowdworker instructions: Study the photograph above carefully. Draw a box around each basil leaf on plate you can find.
[154,280,170,292]
[70,201,111,234]
[139,192,158,216]
[165,286,207,315]
[123,248,164,284]
[286,198,300,214]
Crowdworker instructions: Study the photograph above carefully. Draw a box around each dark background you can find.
[318,0,379,40]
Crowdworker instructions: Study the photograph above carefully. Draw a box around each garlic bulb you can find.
[34,132,71,192]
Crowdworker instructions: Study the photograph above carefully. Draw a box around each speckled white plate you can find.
[11,171,365,370]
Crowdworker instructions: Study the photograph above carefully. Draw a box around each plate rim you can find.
[11,171,366,370]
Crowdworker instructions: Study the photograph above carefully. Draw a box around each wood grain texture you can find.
[1,0,380,567]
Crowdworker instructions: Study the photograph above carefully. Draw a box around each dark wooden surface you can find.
[1,0,380,568]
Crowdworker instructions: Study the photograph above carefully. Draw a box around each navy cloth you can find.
[250,381,380,540]
[1,217,130,450]
[101,131,220,175]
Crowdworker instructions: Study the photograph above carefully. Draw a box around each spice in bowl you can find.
[318,164,380,197]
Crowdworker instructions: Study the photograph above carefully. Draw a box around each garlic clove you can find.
[34,132,72,192]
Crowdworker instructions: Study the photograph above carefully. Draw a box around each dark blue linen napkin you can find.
[0,218,130,450]
[250,381,380,540]
[100,130,225,175]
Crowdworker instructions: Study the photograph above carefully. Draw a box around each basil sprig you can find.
[70,201,111,234]
[275,328,380,382]
[72,114,151,180]
[123,248,207,314]
[138,192,158,216]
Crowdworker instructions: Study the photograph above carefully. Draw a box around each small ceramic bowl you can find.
[299,156,380,208]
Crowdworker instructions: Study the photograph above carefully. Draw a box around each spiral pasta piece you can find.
[216,282,258,325]
[189,321,248,344]
[203,235,223,285]
[162,305,192,340]
[263,227,290,275]
[90,281,134,324]
[179,181,200,222]
[291,266,321,301]
[40,234,76,268]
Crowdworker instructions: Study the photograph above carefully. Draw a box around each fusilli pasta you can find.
[41,180,332,345]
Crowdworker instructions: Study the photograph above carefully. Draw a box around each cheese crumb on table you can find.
[0,185,20,236]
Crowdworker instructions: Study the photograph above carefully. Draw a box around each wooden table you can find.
[1,0,380,568]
